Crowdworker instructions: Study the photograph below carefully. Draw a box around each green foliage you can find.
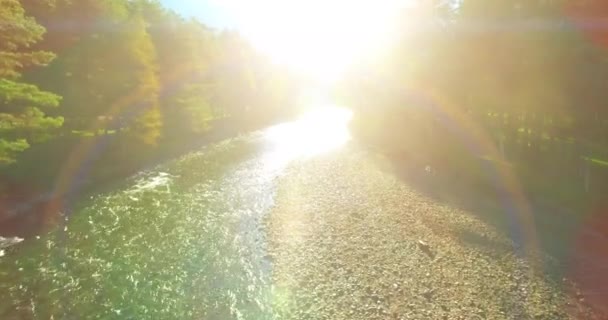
[137,1,217,139]
[0,0,62,165]
[0,138,29,164]
[164,83,214,137]
[0,79,61,108]
[343,0,608,201]
[1,0,299,178]
[0,0,55,78]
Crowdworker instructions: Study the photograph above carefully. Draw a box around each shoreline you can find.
[0,115,287,238]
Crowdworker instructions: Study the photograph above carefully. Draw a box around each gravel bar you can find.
[265,146,599,320]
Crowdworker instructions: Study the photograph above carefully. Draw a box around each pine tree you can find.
[0,0,62,164]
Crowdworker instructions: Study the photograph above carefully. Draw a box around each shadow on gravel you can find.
[455,228,513,257]
[368,149,577,275]
[368,148,608,317]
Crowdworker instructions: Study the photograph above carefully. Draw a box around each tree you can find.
[0,0,62,164]
[22,0,162,144]
[138,1,216,139]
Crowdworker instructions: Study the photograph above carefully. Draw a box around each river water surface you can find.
[0,106,352,319]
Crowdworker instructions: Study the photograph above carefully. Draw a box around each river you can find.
[2,105,606,319]
[0,106,352,319]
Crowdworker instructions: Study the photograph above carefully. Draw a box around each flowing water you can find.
[0,106,352,319]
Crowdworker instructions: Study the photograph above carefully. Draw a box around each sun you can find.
[219,0,404,82]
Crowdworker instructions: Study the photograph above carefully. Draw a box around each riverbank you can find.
[0,135,278,319]
[266,145,603,319]
[0,114,290,238]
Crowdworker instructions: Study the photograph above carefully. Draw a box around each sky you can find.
[159,0,237,29]
[158,0,413,30]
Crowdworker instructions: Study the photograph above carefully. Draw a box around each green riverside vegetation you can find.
[0,0,299,190]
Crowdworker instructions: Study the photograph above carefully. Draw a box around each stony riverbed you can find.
[266,147,600,320]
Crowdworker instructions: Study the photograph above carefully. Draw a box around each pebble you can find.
[266,149,600,319]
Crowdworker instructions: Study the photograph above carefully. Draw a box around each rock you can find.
[265,150,601,319]
[422,289,435,301]
[417,239,429,249]
[417,240,434,258]
[0,236,23,249]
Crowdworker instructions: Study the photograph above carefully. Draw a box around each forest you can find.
[0,0,300,192]
[340,0,608,210]
[2,0,608,219]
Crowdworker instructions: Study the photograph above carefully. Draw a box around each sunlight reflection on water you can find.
[263,105,352,170]
[0,107,353,319]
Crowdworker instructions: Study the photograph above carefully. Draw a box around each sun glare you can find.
[264,106,353,167]
[217,0,404,82]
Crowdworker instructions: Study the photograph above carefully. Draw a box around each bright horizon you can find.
[161,0,409,82]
